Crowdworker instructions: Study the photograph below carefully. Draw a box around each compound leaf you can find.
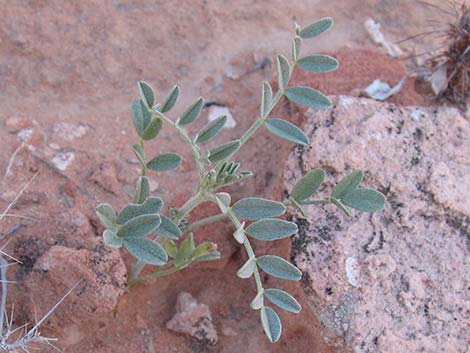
[264,118,309,145]
[291,169,325,201]
[208,140,240,163]
[147,153,182,172]
[299,17,333,39]
[195,115,227,143]
[178,97,204,125]
[297,55,338,73]
[138,81,155,108]
[161,85,180,113]
[264,288,301,314]
[123,237,168,265]
[341,188,385,212]
[260,306,282,343]
[246,219,298,241]
[256,255,302,281]
[116,197,163,225]
[116,214,161,239]
[285,86,331,109]
[232,197,285,220]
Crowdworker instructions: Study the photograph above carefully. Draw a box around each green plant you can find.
[96,18,385,343]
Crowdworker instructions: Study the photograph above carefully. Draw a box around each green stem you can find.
[156,111,206,181]
[182,213,228,233]
[175,191,206,223]
[127,260,186,288]
[299,199,331,205]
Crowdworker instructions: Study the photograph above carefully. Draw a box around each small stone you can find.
[166,292,218,345]
[51,150,75,171]
[5,116,34,132]
[207,105,236,128]
[52,122,88,141]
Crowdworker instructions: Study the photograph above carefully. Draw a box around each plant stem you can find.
[156,111,206,181]
[182,213,227,233]
[175,191,205,223]
[299,199,331,205]
[127,260,187,288]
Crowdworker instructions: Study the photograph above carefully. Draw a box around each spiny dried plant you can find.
[96,18,385,342]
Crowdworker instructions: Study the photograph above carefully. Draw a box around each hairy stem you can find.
[182,213,228,233]
[127,260,187,288]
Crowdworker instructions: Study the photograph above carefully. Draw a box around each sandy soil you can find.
[0,0,455,352]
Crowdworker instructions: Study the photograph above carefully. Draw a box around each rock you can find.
[26,242,126,327]
[166,292,218,346]
[207,105,236,129]
[89,161,120,194]
[51,150,75,171]
[5,116,34,132]
[51,122,88,141]
[284,96,470,353]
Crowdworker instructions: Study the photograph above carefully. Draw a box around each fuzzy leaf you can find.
[155,215,183,239]
[138,81,155,108]
[147,153,182,172]
[124,237,167,265]
[194,251,221,262]
[96,203,116,230]
[116,214,161,239]
[251,291,264,310]
[176,234,195,263]
[131,99,151,136]
[277,55,291,89]
[260,306,282,343]
[256,255,302,281]
[192,242,218,260]
[178,97,204,125]
[285,86,331,109]
[264,118,309,145]
[141,118,162,140]
[292,36,301,62]
[233,222,245,244]
[164,240,178,258]
[246,219,298,241]
[161,85,180,113]
[297,55,338,73]
[134,176,150,204]
[236,257,256,279]
[261,81,273,117]
[116,197,163,225]
[299,17,333,39]
[132,144,146,166]
[103,229,122,248]
[232,197,285,220]
[331,170,364,199]
[341,188,385,212]
[208,140,240,163]
[264,288,301,314]
[215,192,231,214]
[291,169,325,201]
[195,115,227,143]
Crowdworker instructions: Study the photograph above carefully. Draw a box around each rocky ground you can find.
[0,1,467,352]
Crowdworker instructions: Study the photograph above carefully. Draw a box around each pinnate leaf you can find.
[123,237,168,265]
[256,255,302,281]
[264,118,309,145]
[232,197,285,220]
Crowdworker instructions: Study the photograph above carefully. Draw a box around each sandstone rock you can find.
[284,96,469,353]
[26,242,126,327]
[166,292,218,345]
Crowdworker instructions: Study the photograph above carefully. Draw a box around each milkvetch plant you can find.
[96,17,385,343]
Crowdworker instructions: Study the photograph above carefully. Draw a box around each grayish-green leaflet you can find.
[155,215,183,239]
[124,237,168,265]
[116,214,161,238]
[256,255,302,281]
[232,197,285,220]
[138,81,155,108]
[161,85,180,113]
[246,219,298,240]
[195,115,227,143]
[147,153,182,172]
[103,229,122,248]
[285,86,331,109]
[277,55,291,89]
[297,55,338,73]
[116,197,163,225]
[332,170,363,199]
[290,168,325,201]
[134,176,150,204]
[131,99,151,136]
[260,306,282,343]
[263,288,301,314]
[178,97,204,125]
[299,17,333,39]
[264,118,309,145]
[96,203,116,230]
[341,188,385,212]
[208,140,241,163]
